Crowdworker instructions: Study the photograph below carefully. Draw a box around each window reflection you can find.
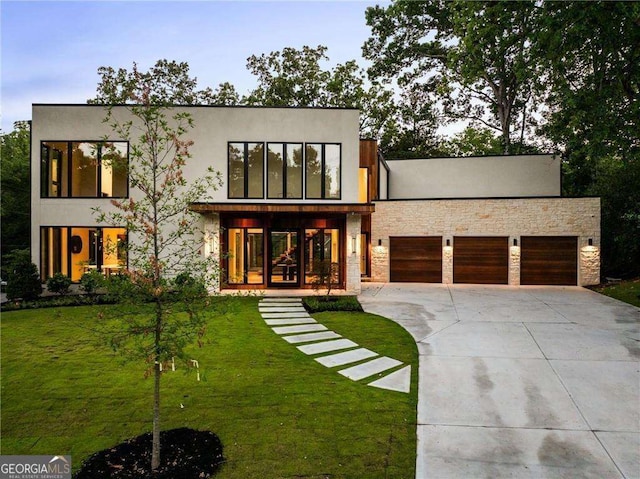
[305,143,340,199]
[228,142,264,199]
[268,143,302,199]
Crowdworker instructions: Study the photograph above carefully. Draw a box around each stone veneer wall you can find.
[346,214,363,294]
[371,198,600,286]
[204,213,221,293]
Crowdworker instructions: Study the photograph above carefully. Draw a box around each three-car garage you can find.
[389,235,579,285]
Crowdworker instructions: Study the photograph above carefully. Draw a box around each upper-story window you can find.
[41,141,128,198]
[305,143,341,199]
[228,142,264,199]
[267,143,303,199]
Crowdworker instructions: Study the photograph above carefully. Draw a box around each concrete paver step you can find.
[368,365,411,393]
[259,306,307,313]
[272,324,328,335]
[297,339,358,355]
[339,357,403,381]
[282,331,342,344]
[261,312,311,319]
[260,298,302,303]
[315,348,378,368]
[265,318,317,326]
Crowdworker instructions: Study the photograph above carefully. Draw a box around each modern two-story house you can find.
[30,104,601,293]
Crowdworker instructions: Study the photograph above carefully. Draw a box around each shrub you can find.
[47,272,72,296]
[80,270,106,296]
[172,272,207,299]
[104,272,136,303]
[303,296,363,313]
[5,250,42,301]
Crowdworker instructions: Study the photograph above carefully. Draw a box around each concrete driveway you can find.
[359,283,640,479]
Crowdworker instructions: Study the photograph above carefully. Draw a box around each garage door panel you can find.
[454,236,509,284]
[390,237,442,283]
[521,236,577,285]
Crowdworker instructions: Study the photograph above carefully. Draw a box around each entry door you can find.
[269,230,300,286]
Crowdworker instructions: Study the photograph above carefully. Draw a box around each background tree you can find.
[210,81,241,105]
[91,62,222,472]
[380,84,445,158]
[1,121,31,276]
[536,1,640,277]
[88,59,218,105]
[244,45,397,138]
[364,0,541,154]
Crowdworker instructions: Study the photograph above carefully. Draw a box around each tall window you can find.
[228,142,264,199]
[305,143,341,199]
[40,227,127,281]
[41,141,128,198]
[267,143,303,199]
[305,228,340,284]
[226,228,264,284]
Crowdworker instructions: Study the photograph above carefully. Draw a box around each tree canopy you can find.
[364,0,542,154]
[1,121,31,273]
[243,45,397,139]
[88,59,218,105]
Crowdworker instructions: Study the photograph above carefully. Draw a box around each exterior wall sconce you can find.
[513,238,518,247]
[378,239,382,246]
[351,235,357,254]
[588,238,593,246]
[446,239,451,247]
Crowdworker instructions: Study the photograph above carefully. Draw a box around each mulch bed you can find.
[74,428,224,478]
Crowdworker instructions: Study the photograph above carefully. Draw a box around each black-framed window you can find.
[267,143,303,199]
[40,226,127,282]
[304,228,341,284]
[226,227,264,285]
[41,141,128,198]
[228,142,264,199]
[305,143,341,199]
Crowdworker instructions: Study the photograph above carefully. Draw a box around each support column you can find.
[442,238,453,284]
[509,236,521,286]
[203,213,221,294]
[346,213,362,294]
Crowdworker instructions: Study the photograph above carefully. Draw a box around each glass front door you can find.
[269,231,299,286]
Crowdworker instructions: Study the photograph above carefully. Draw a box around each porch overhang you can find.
[189,203,375,214]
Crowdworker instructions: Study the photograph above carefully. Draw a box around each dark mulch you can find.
[74,428,224,479]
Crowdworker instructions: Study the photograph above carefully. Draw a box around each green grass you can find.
[1,297,417,478]
[592,278,640,308]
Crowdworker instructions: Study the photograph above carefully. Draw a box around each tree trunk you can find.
[151,301,162,471]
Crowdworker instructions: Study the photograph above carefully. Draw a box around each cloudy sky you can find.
[1,0,385,132]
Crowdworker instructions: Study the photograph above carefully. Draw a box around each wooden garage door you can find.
[390,236,442,283]
[453,236,509,284]
[521,236,577,285]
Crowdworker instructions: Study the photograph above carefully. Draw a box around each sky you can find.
[1,0,386,133]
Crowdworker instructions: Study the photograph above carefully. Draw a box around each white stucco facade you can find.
[386,155,561,199]
[30,104,600,289]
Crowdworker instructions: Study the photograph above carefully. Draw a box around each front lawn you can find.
[1,297,417,478]
[592,278,640,308]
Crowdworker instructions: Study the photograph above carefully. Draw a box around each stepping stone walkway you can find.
[258,297,411,393]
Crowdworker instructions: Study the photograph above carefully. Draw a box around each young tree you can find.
[91,62,222,472]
